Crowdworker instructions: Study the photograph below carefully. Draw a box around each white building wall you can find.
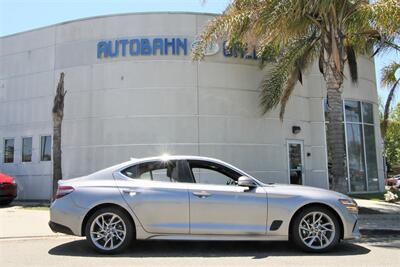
[0,12,383,200]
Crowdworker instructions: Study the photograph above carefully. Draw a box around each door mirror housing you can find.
[238,176,257,189]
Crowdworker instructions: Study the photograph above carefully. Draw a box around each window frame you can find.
[3,137,15,164]
[343,100,378,192]
[187,159,243,186]
[120,160,195,184]
[21,136,33,163]
[40,135,52,162]
[324,99,379,193]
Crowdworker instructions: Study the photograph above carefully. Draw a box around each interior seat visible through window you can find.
[121,160,194,183]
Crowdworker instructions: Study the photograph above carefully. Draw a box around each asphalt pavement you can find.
[1,235,399,267]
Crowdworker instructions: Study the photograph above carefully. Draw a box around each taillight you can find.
[55,185,74,199]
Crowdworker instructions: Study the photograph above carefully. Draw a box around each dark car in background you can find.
[0,173,17,205]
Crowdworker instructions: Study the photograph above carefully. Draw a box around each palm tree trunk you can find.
[382,79,400,137]
[52,73,66,200]
[325,59,348,194]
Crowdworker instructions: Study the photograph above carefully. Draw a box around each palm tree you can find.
[381,61,400,137]
[52,72,66,200]
[193,0,400,193]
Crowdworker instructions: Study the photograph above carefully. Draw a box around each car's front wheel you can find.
[291,206,341,252]
[85,207,133,254]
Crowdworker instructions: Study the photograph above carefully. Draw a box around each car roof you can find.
[130,155,227,163]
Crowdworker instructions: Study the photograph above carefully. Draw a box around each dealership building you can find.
[0,12,384,200]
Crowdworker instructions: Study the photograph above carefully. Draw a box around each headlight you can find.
[339,198,358,214]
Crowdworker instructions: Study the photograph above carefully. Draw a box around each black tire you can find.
[291,206,341,252]
[85,207,134,254]
[0,199,14,206]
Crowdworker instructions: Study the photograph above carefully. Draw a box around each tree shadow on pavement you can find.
[48,240,370,259]
[354,234,400,249]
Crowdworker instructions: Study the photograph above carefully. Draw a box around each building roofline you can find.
[0,11,219,39]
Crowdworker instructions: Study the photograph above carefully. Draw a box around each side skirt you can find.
[142,234,288,241]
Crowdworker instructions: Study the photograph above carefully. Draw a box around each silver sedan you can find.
[49,155,360,254]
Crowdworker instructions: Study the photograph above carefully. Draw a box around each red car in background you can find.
[0,173,17,205]
[385,174,400,188]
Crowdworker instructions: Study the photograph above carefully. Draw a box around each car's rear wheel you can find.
[85,207,133,254]
[291,206,340,252]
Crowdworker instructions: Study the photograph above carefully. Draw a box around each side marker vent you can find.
[270,220,283,231]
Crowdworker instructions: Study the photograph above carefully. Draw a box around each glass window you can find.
[40,136,51,161]
[288,143,303,185]
[4,138,14,163]
[364,125,379,191]
[188,160,241,186]
[362,102,374,124]
[22,137,32,162]
[122,160,194,183]
[326,100,379,192]
[324,99,344,122]
[345,101,362,122]
[346,123,367,192]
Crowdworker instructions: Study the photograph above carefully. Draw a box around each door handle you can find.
[122,189,138,196]
[192,191,212,198]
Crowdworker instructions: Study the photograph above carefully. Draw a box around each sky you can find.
[0,0,398,108]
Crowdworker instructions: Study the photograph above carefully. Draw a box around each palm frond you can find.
[381,61,400,88]
[345,45,358,84]
[192,0,261,60]
[259,33,319,117]
[367,0,400,36]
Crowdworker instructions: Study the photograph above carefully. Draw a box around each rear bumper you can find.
[50,195,87,236]
[48,221,74,235]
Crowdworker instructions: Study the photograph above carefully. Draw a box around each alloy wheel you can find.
[89,212,127,251]
[298,211,336,249]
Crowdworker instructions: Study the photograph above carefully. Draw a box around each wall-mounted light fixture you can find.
[292,126,301,134]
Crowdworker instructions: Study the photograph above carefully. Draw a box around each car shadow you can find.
[48,240,370,259]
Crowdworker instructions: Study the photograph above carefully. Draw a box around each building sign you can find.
[97,38,188,58]
[222,41,258,60]
[97,37,258,60]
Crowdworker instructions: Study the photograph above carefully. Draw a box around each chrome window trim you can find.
[115,157,264,186]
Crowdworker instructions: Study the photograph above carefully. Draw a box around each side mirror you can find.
[238,176,257,189]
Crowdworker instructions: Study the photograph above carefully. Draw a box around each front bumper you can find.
[349,219,361,239]
[339,207,360,240]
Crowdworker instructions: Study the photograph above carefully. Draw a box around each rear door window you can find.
[121,160,194,183]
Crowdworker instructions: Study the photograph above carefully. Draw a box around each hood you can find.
[263,183,350,199]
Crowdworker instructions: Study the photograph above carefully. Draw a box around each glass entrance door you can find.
[287,140,304,185]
